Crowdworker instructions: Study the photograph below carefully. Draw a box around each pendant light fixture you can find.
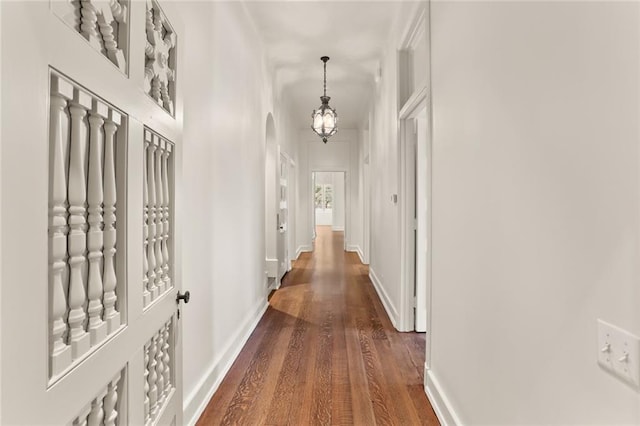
[311,56,338,143]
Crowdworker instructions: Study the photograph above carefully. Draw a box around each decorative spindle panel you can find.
[144,320,174,425]
[51,0,129,73]
[143,128,174,308]
[144,0,177,115]
[71,368,126,426]
[48,73,126,380]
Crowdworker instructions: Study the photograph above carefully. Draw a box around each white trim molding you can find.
[268,278,279,292]
[346,245,365,265]
[184,300,268,426]
[295,245,312,260]
[368,267,399,329]
[425,367,463,426]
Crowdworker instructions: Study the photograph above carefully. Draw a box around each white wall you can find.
[315,208,333,226]
[428,2,640,424]
[362,128,371,264]
[179,2,278,423]
[367,3,421,328]
[349,129,365,261]
[332,172,345,231]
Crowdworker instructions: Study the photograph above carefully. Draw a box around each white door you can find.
[1,1,185,424]
[277,152,289,281]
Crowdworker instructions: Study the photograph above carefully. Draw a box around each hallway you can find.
[197,227,439,425]
[2,1,639,424]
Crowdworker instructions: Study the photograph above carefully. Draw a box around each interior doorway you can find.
[277,151,291,282]
[312,171,346,250]
[399,98,430,334]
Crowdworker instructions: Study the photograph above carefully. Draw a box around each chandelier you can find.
[311,56,338,143]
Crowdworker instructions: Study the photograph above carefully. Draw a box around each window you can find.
[314,184,333,209]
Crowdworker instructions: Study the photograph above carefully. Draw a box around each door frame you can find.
[398,87,431,333]
[363,125,371,264]
[310,169,348,251]
[264,113,278,286]
[277,147,293,284]
[286,155,296,270]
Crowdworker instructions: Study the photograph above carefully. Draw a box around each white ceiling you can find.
[243,1,408,129]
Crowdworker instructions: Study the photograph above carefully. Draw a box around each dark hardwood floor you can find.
[196,226,439,425]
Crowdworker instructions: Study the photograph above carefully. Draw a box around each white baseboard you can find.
[184,300,268,425]
[332,226,345,232]
[425,367,463,426]
[346,245,365,264]
[265,258,278,277]
[295,245,312,259]
[368,267,399,329]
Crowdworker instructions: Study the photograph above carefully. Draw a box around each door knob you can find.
[176,291,190,304]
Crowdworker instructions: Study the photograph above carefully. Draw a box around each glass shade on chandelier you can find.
[311,56,338,143]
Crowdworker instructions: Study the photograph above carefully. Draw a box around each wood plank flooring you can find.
[196,226,440,425]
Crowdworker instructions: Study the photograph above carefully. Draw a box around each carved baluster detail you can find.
[80,0,101,50]
[71,0,83,32]
[162,144,171,288]
[154,137,164,293]
[153,5,163,32]
[103,372,121,426]
[145,0,176,114]
[53,0,129,70]
[147,141,158,300]
[86,103,107,346]
[144,67,155,95]
[145,1,155,43]
[144,345,150,422]
[73,404,92,426]
[155,332,165,405]
[162,323,171,393]
[145,41,154,59]
[96,6,126,72]
[143,133,151,306]
[147,335,159,415]
[103,109,121,333]
[109,0,127,23]
[97,13,117,54]
[49,78,73,377]
[67,92,92,360]
[151,78,162,103]
[160,83,173,115]
[87,394,105,426]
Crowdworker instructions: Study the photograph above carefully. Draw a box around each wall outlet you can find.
[597,319,640,388]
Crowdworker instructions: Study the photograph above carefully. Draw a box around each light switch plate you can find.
[597,319,640,388]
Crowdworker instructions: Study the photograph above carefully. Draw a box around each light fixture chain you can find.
[323,60,327,97]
